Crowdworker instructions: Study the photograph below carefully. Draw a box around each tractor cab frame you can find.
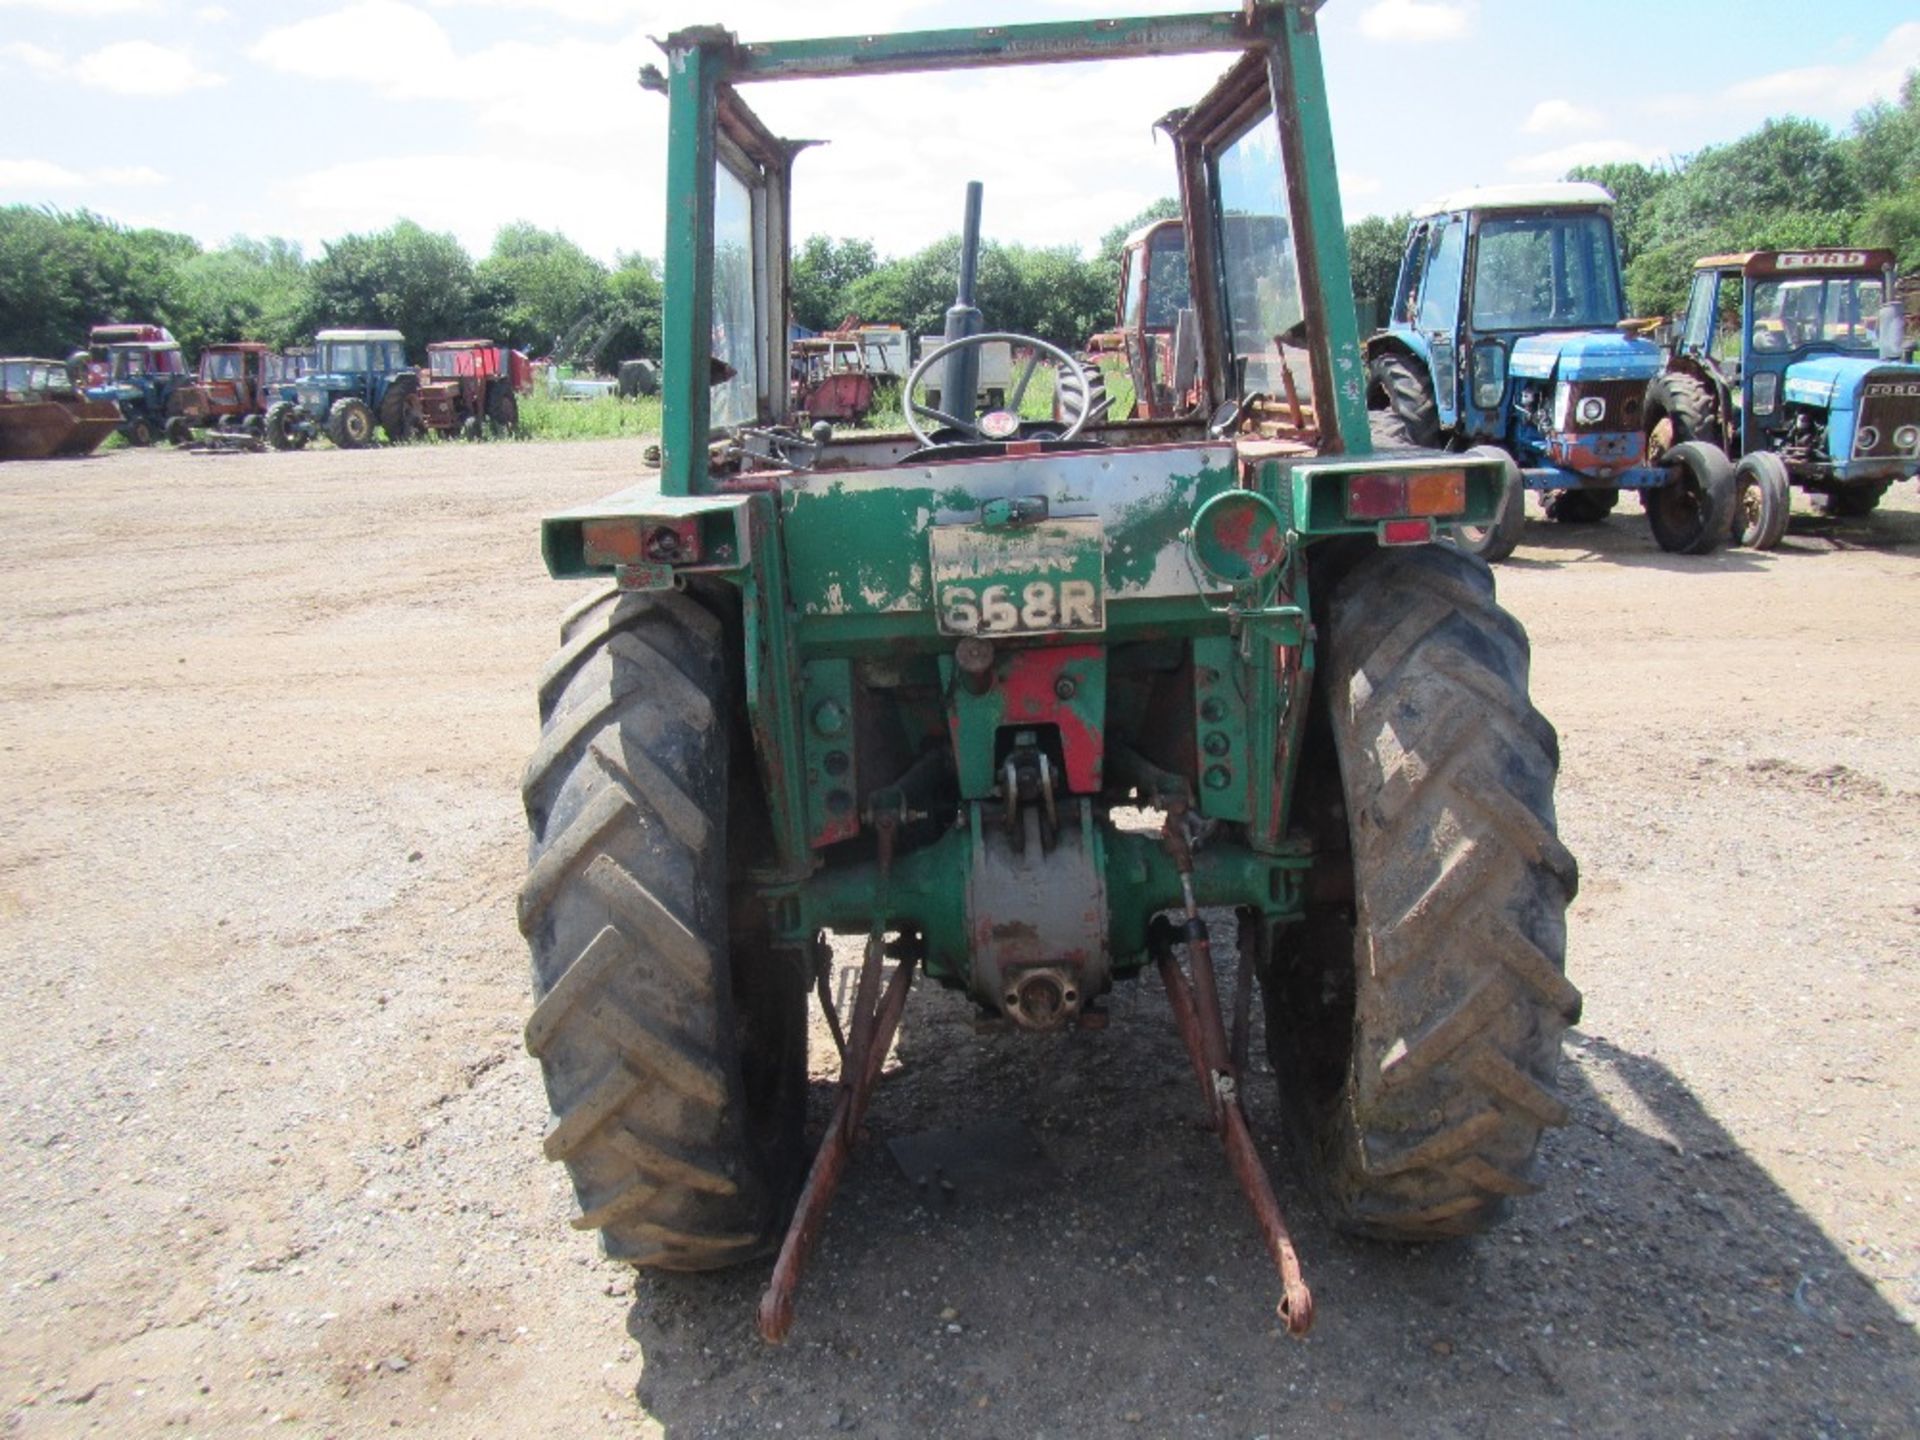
[1102,215,1202,420]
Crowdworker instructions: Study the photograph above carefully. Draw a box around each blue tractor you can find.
[1366,182,1734,561]
[77,324,210,448]
[263,328,419,450]
[1650,248,1918,549]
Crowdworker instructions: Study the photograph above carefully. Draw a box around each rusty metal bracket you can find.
[1151,815,1315,1338]
[757,930,916,1344]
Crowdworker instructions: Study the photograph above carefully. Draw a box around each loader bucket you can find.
[0,399,123,460]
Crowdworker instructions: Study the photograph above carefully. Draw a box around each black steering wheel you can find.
[902,331,1102,447]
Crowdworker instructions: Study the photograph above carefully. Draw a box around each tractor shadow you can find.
[624,955,1920,1438]
[1504,494,1920,571]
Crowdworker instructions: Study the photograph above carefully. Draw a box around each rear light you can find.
[1380,518,1433,546]
[1345,473,1404,519]
[581,518,645,565]
[1406,469,1466,516]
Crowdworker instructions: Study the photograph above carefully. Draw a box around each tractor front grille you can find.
[1854,373,1920,461]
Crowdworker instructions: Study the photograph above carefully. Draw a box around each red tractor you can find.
[195,342,286,436]
[1089,215,1201,420]
[411,339,533,439]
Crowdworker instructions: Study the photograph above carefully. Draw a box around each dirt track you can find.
[0,439,1916,1439]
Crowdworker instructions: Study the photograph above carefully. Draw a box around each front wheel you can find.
[264,402,304,451]
[1266,544,1580,1239]
[519,586,805,1268]
[1450,445,1525,563]
[165,416,194,447]
[1647,440,1735,554]
[123,418,154,448]
[327,398,374,449]
[1731,452,1791,550]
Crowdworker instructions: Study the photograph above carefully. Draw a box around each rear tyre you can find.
[1368,352,1441,449]
[1731,451,1791,550]
[1266,544,1580,1239]
[487,384,519,435]
[1645,372,1715,453]
[519,585,806,1269]
[327,398,373,449]
[1647,440,1735,555]
[1451,445,1525,563]
[380,373,420,444]
[1821,481,1889,517]
[1544,487,1618,524]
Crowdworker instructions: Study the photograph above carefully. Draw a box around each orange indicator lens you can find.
[581,519,646,565]
[1407,470,1467,516]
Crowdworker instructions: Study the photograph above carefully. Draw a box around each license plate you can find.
[930,517,1105,637]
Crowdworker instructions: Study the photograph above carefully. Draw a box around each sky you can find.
[2,0,1916,267]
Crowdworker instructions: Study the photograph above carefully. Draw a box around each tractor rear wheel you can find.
[1646,440,1735,554]
[1822,481,1889,517]
[487,385,519,434]
[1731,451,1791,550]
[1450,445,1525,562]
[380,374,420,444]
[1266,543,1579,1239]
[1368,352,1441,449]
[1544,487,1617,524]
[1645,372,1715,452]
[519,584,806,1269]
[327,398,374,449]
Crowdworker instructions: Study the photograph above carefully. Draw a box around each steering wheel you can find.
[902,331,1101,447]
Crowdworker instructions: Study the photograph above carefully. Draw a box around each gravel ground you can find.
[0,439,1915,1439]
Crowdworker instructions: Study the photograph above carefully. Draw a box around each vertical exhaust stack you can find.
[941,181,985,424]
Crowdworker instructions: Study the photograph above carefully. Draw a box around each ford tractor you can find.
[79,324,209,447]
[520,4,1579,1345]
[264,329,415,450]
[1366,183,1734,562]
[1653,248,1918,549]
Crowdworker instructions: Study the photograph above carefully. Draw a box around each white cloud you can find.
[12,40,225,95]
[0,157,167,190]
[0,0,157,12]
[0,41,62,74]
[1507,138,1662,176]
[194,5,233,21]
[1725,20,1920,112]
[1522,99,1603,136]
[1357,0,1472,43]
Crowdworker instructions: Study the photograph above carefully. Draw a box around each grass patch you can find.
[514,390,662,442]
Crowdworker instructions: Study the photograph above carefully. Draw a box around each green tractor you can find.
[520,4,1579,1343]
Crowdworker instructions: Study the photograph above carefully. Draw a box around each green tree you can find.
[0,207,199,356]
[477,222,609,354]
[1345,212,1409,331]
[301,220,479,360]
[789,235,878,332]
[171,236,309,353]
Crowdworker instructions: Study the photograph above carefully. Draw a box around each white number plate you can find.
[930,517,1105,637]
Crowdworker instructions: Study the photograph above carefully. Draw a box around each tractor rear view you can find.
[519,3,1578,1344]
